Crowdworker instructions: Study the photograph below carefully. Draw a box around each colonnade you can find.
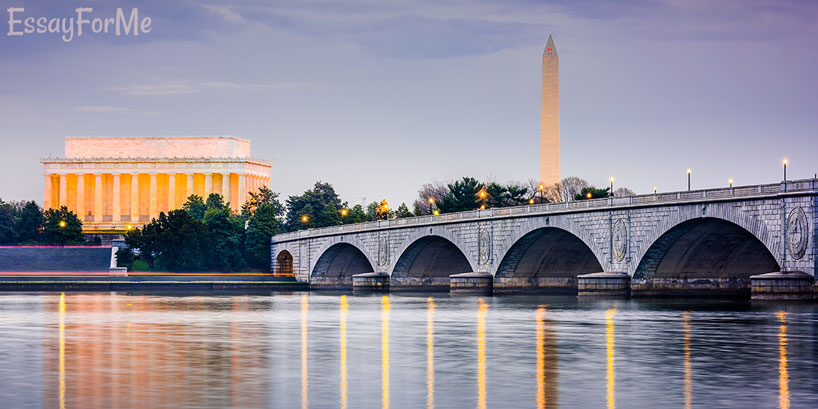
[43,172,269,226]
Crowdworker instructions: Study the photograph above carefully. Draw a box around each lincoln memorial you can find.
[41,136,272,233]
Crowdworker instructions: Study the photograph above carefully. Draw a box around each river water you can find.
[0,292,816,408]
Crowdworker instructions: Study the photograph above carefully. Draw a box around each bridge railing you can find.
[273,178,817,242]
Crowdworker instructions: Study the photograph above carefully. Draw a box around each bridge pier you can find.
[449,273,493,295]
[577,272,630,297]
[750,271,815,301]
[352,272,390,292]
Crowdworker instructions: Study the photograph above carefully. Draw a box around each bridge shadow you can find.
[310,243,375,289]
[633,217,779,296]
[494,227,603,294]
[391,236,471,291]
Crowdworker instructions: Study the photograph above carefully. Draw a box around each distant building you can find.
[540,34,560,187]
[41,136,272,233]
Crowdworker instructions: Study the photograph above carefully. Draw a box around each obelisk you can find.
[540,34,560,187]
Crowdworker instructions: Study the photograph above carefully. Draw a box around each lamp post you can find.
[528,198,534,205]
[653,186,657,195]
[340,208,348,217]
[728,178,733,195]
[538,184,545,203]
[586,192,592,199]
[478,189,487,209]
[783,159,788,181]
[59,220,66,247]
[428,197,435,215]
[609,177,614,197]
[687,169,692,191]
[301,215,309,224]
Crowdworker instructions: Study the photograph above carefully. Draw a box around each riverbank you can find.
[0,273,307,292]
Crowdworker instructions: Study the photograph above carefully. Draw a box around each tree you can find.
[394,203,414,218]
[342,204,367,224]
[242,186,284,221]
[365,201,379,221]
[205,193,228,211]
[42,206,84,245]
[182,195,207,220]
[137,210,212,271]
[505,183,530,206]
[575,186,610,200]
[284,182,344,231]
[437,177,481,213]
[413,182,449,215]
[484,182,508,208]
[0,201,14,244]
[15,201,42,243]
[614,187,636,197]
[203,207,245,271]
[245,203,279,270]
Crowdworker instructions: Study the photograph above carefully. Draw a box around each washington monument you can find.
[540,34,560,186]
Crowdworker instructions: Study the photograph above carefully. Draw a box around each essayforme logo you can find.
[7,7,151,43]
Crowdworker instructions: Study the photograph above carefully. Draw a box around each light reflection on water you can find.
[0,293,816,408]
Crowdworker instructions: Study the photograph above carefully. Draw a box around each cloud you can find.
[202,5,245,23]
[72,105,157,116]
[108,79,322,96]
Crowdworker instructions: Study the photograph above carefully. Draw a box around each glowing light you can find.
[301,215,309,223]
[687,168,692,175]
[536,305,547,409]
[586,192,592,199]
[610,177,615,183]
[546,47,553,51]
[783,159,788,166]
[606,308,616,409]
[427,297,435,409]
[428,197,435,204]
[778,311,790,409]
[340,296,348,409]
[529,199,535,204]
[683,312,692,409]
[301,294,309,409]
[728,178,734,187]
[538,184,544,191]
[59,293,66,409]
[382,296,391,409]
[479,190,487,199]
[477,299,488,409]
[341,208,348,216]
[59,220,66,228]
[433,210,439,216]
[480,204,486,210]
[126,225,133,231]
[653,187,658,194]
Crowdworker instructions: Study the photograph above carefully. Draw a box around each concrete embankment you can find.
[0,273,308,292]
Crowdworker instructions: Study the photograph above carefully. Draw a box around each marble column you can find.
[76,174,85,222]
[238,174,246,206]
[94,174,103,222]
[186,174,194,200]
[131,174,140,222]
[168,173,177,211]
[112,174,121,223]
[204,173,213,197]
[59,174,68,208]
[44,175,53,210]
[221,173,230,201]
[149,174,158,219]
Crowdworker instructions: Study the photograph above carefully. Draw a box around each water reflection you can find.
[682,312,692,409]
[777,311,789,409]
[382,296,391,409]
[340,295,348,409]
[605,308,616,409]
[58,293,66,409]
[4,293,815,409]
[477,298,488,409]
[427,297,435,409]
[301,294,309,409]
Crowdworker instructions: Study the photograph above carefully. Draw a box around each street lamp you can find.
[301,215,309,224]
[428,197,435,215]
[433,209,439,216]
[586,192,592,199]
[528,198,535,205]
[538,183,545,203]
[340,208,348,217]
[59,220,66,228]
[478,189,487,209]
[728,178,733,188]
[653,186,657,195]
[687,169,692,191]
[609,177,614,197]
[783,159,788,181]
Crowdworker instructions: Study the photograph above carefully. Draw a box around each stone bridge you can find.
[271,179,817,296]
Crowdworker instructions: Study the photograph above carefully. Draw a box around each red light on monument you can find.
[547,48,552,51]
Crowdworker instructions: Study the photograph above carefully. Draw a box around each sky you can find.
[0,0,816,207]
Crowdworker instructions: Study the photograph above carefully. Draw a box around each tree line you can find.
[0,200,88,245]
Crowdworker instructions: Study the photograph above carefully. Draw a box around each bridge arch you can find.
[390,231,475,291]
[493,226,604,293]
[274,249,294,276]
[310,237,376,288]
[633,216,780,293]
